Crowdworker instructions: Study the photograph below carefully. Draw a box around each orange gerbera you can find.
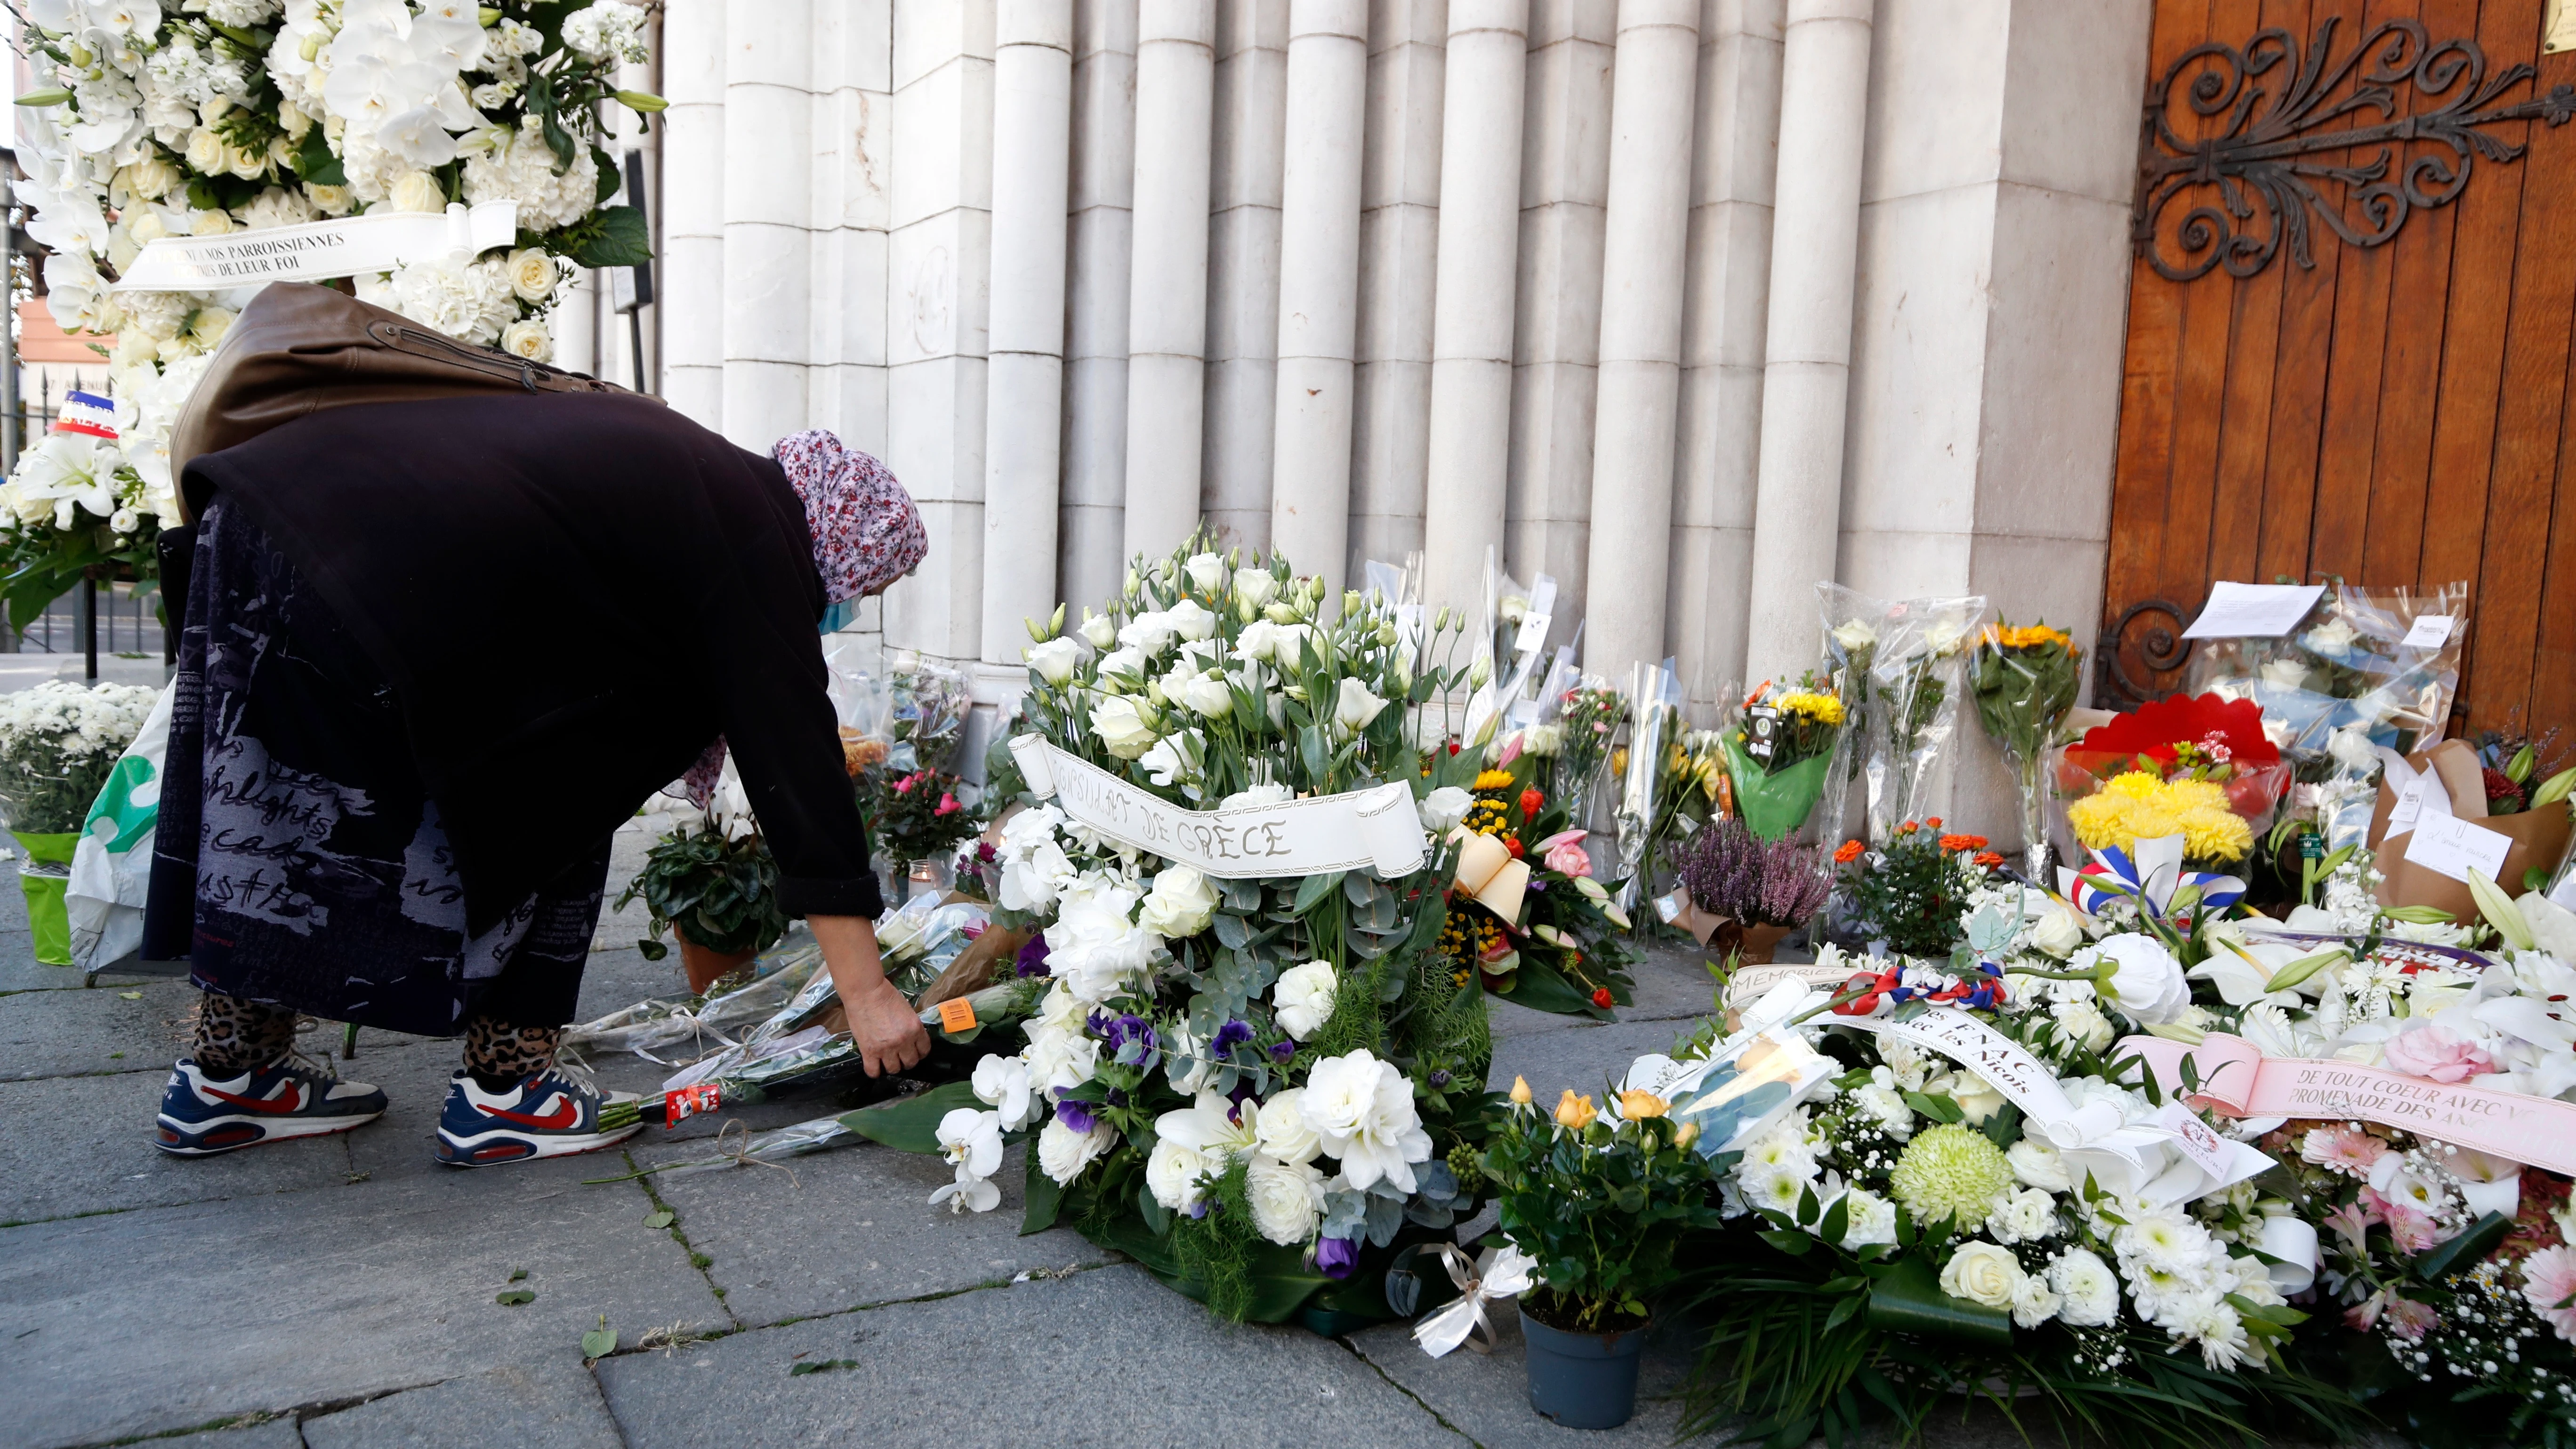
[1834,839,1865,864]
[1939,833,1989,853]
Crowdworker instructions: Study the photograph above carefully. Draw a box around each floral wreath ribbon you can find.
[1406,1243,1538,1358]
[2058,835,2246,922]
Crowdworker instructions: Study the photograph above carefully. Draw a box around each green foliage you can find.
[1477,1093,1726,1333]
[615,827,789,957]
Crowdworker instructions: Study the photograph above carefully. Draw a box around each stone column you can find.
[1667,0,1784,708]
[805,0,892,452]
[982,0,1074,661]
[1580,0,1700,678]
[720,0,813,451]
[1266,0,1368,591]
[1347,3,1443,578]
[1060,0,1138,614]
[1201,3,1287,551]
[1420,0,1527,620]
[1741,0,1872,685]
[1122,0,1217,561]
[657,0,726,428]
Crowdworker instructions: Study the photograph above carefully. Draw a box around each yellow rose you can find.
[1554,1091,1597,1130]
[1615,1089,1669,1120]
[1508,1076,1532,1105]
[306,184,354,217]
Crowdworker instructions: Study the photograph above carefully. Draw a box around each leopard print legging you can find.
[191,993,561,1083]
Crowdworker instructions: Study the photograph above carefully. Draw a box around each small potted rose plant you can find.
[858,765,977,902]
[1474,1076,1727,1429]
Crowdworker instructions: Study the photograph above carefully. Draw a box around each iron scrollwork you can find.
[2133,17,2576,282]
[2094,599,2194,712]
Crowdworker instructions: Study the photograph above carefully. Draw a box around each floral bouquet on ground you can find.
[1720,675,1847,843]
[1429,762,1638,1019]
[1832,819,2002,961]
[1669,816,1833,964]
[2059,693,2289,875]
[1545,676,1626,829]
[1971,622,2084,880]
[1821,586,1990,846]
[0,679,160,836]
[845,535,1612,1329]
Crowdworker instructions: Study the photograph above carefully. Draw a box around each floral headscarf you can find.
[772,429,926,604]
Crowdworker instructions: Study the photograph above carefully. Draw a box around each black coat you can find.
[171,391,882,934]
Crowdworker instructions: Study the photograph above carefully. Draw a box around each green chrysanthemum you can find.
[1887,1123,2013,1230]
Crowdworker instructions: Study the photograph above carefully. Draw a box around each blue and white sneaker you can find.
[155,1057,389,1156]
[434,1067,644,1167]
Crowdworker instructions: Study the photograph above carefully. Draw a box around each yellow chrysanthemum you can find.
[1778,691,1845,726]
[2160,776,2230,813]
[2069,773,2251,863]
[1472,769,1516,793]
[2102,770,2163,801]
[2178,805,2252,862]
[1986,623,2074,651]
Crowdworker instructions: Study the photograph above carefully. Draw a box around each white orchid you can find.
[929,1108,1004,1214]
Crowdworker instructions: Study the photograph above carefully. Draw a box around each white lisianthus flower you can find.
[2091,934,2192,1025]
[1939,1241,2024,1310]
[1138,729,1201,789]
[1272,960,1338,1039]
[1095,645,1149,686]
[929,1108,1004,1214]
[498,319,552,362]
[1179,673,1233,719]
[1118,610,1178,657]
[1089,694,1159,759]
[109,507,139,534]
[1246,1156,1327,1246]
[1332,677,1388,736]
[1221,781,1294,810]
[1026,635,1085,686]
[2011,1271,2064,1329]
[1987,1187,2061,1246]
[1166,597,1218,642]
[1254,1087,1324,1165]
[1418,786,1472,832]
[1137,865,1219,940]
[1300,1048,1432,1193]
[1234,570,1280,612]
[1037,1116,1116,1185]
[971,1053,1037,1130]
[1021,1015,1101,1095]
[1183,552,1229,595]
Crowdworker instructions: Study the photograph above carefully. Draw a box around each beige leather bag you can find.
[168,281,648,522]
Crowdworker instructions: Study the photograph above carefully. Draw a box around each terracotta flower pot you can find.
[677,937,757,995]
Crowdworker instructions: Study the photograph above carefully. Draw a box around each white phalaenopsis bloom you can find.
[930,1108,1004,1214]
[972,1054,1038,1131]
[1300,1049,1433,1193]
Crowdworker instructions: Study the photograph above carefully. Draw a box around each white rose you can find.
[2047,1247,2121,1327]
[1136,865,1219,940]
[1089,695,1159,759]
[2307,617,2359,652]
[226,143,267,181]
[1830,619,1877,652]
[1234,570,1280,612]
[388,171,448,214]
[1146,1137,1214,1212]
[1332,677,1388,735]
[1948,1071,2008,1126]
[2258,658,2311,692]
[1245,1156,1327,1246]
[2049,999,2117,1053]
[121,156,178,201]
[184,126,227,176]
[1272,960,1339,1040]
[1418,786,1472,832]
[1037,1117,1116,1185]
[1254,1087,1324,1165]
[498,320,552,362]
[109,507,139,534]
[1221,781,1294,810]
[1938,1241,2023,1310]
[306,184,354,217]
[1026,635,1084,686]
[2007,1139,2075,1193]
[2093,934,2191,1025]
[1300,1048,1431,1193]
[191,209,237,237]
[2011,1271,2064,1329]
[505,247,560,303]
[2030,904,2085,958]
[1184,552,1229,595]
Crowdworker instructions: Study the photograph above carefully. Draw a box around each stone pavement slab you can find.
[0,1163,715,1449]
[301,1361,624,1449]
[593,1262,1468,1449]
[1348,1313,1696,1448]
[0,974,196,1080]
[637,1137,1113,1328]
[135,1421,305,1449]
[1490,1017,1708,1106]
[0,1068,356,1226]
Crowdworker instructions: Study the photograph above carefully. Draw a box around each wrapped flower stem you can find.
[1968,622,2083,881]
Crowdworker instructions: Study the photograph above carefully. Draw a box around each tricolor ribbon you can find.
[2058,834,2245,923]
[1408,1244,1538,1358]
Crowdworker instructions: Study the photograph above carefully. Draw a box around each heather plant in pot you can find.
[1673,816,1832,964]
[1474,1077,1727,1430]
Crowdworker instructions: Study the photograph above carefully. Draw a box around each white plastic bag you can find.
[67,684,173,972]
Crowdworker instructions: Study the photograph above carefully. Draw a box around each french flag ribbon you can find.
[53,390,117,441]
[2061,838,2246,921]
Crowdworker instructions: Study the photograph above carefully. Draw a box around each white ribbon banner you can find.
[1008,735,1428,880]
[111,201,520,291]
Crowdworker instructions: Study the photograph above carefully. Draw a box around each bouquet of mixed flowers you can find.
[1721,675,1847,843]
[849,536,1613,1328]
[1821,586,1991,846]
[7,0,659,623]
[1832,818,2004,960]
[2059,694,2289,873]
[1547,676,1626,828]
[1971,621,2085,879]
[0,679,160,836]
[1432,755,1638,1019]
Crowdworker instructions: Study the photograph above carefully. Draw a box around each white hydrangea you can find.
[463,115,603,232]
[562,2,652,64]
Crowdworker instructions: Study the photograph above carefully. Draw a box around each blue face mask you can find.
[818,598,856,635]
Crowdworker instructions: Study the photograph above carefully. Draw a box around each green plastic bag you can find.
[1721,735,1831,842]
[15,830,78,967]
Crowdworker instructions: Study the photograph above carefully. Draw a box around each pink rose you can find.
[2382,1022,2496,1084]
[1536,829,1592,878]
[936,792,961,816]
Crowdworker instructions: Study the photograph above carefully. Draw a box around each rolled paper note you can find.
[1450,828,1530,923]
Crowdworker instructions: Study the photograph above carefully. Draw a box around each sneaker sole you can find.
[155,1110,385,1157]
[433,1120,646,1169]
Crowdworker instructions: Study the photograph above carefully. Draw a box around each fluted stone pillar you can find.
[982,0,1074,661]
[1122,0,1217,560]
[1580,0,1700,676]
[1742,0,1874,684]
[1061,0,1139,613]
[1347,5,1444,575]
[719,0,812,450]
[1266,0,1368,592]
[657,0,725,428]
[1420,0,1528,619]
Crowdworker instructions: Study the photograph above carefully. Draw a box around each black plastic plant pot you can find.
[1522,1313,1650,1431]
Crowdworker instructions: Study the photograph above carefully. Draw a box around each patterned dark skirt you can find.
[144,500,609,1037]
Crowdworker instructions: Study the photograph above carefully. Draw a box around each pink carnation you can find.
[2383,1023,2496,1084]
[2525,1246,2576,1344]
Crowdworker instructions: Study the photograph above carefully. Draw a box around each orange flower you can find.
[1974,850,2005,868]
[1556,1090,1599,1129]
[1939,833,1988,853]
[1834,840,1865,864]
[1898,821,1918,835]
[1925,816,1943,830]
[1590,986,1614,1009]
[1520,788,1545,821]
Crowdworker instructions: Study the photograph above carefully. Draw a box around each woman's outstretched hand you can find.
[810,914,930,1077]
